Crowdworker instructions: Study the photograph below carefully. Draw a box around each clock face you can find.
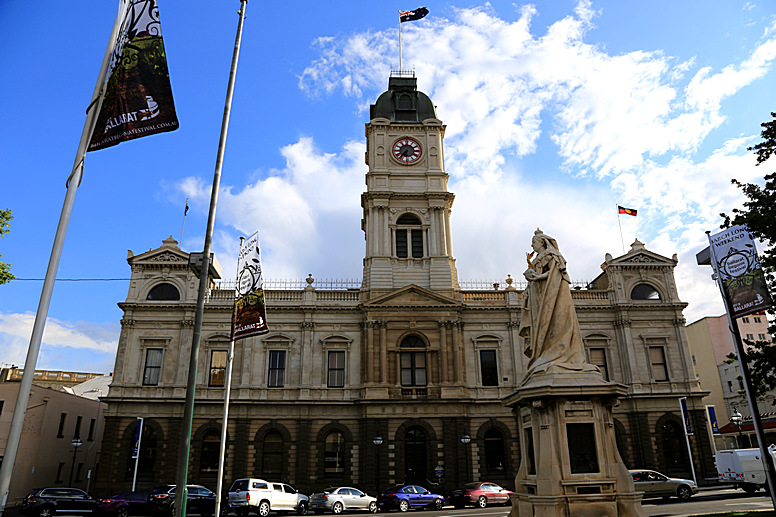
[392,138,422,164]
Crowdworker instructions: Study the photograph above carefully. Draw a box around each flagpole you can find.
[398,10,403,71]
[0,2,126,513]
[617,207,625,254]
[180,197,188,243]
[175,4,248,517]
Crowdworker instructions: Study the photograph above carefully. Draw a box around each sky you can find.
[1,0,775,374]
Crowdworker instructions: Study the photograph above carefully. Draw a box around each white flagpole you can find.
[214,338,235,517]
[399,11,403,72]
[616,206,625,254]
[175,4,248,517]
[180,197,188,243]
[0,2,127,513]
[131,417,144,491]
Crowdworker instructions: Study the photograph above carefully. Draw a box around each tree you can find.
[721,112,776,396]
[0,209,13,285]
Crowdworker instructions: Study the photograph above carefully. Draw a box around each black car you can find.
[95,491,149,517]
[149,485,216,516]
[21,488,98,517]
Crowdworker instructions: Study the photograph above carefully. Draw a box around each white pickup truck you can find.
[228,478,308,517]
[716,446,776,493]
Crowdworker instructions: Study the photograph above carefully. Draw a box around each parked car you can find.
[629,470,698,501]
[228,478,308,517]
[21,487,98,517]
[448,482,512,508]
[376,485,444,512]
[309,487,377,514]
[95,491,149,517]
[148,485,216,516]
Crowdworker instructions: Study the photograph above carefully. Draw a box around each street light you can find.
[373,435,383,495]
[69,438,83,486]
[460,433,471,483]
[731,408,744,448]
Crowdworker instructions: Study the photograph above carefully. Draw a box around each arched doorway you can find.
[404,427,427,485]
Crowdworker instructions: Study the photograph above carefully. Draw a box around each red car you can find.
[448,482,512,508]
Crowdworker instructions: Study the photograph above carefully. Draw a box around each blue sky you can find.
[1,0,775,374]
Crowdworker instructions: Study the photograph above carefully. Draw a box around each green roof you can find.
[369,76,437,123]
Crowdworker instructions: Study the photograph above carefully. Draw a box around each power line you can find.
[12,278,130,281]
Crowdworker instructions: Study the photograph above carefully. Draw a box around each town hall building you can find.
[95,75,715,497]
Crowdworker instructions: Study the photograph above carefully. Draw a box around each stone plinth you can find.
[503,373,645,517]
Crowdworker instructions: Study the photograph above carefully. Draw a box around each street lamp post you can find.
[68,438,83,487]
[731,408,744,449]
[373,435,383,496]
[460,433,471,484]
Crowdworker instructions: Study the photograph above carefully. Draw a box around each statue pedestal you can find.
[503,373,645,517]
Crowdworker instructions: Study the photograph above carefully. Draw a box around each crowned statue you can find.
[518,229,599,383]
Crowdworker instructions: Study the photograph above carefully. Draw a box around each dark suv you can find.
[21,488,97,517]
[148,485,216,516]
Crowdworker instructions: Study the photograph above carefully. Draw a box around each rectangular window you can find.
[738,377,745,390]
[525,428,536,475]
[327,351,345,388]
[209,350,227,387]
[479,350,498,386]
[746,333,754,340]
[743,317,750,323]
[396,229,408,258]
[142,348,163,386]
[74,415,83,438]
[88,419,96,441]
[760,334,767,340]
[648,346,668,382]
[411,230,423,258]
[587,348,609,381]
[728,380,734,392]
[56,462,65,483]
[268,350,286,387]
[567,423,599,473]
[57,413,67,438]
[400,352,427,386]
[0,401,4,418]
[755,316,762,323]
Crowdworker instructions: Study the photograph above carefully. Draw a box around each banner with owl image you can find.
[709,225,772,319]
[88,0,178,151]
[232,231,270,341]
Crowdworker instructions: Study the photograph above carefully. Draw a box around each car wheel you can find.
[258,502,271,517]
[117,508,129,517]
[399,500,409,513]
[433,499,443,511]
[477,496,487,508]
[676,485,692,501]
[38,506,54,517]
[332,503,343,515]
[453,504,464,510]
[368,502,377,514]
[297,503,308,516]
[743,485,758,494]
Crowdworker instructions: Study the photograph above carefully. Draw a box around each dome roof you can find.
[369,76,437,123]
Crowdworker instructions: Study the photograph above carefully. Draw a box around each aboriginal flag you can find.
[618,206,637,216]
[400,7,429,22]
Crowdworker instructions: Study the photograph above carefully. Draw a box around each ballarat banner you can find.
[232,231,269,341]
[88,0,178,151]
[710,225,771,318]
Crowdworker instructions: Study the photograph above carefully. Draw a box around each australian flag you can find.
[400,7,429,23]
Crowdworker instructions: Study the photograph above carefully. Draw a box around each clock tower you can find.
[361,75,459,298]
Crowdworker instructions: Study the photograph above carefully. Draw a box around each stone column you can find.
[453,321,463,384]
[439,321,448,383]
[379,321,388,383]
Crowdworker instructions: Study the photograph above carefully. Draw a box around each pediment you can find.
[363,285,462,308]
[129,236,189,265]
[603,239,677,269]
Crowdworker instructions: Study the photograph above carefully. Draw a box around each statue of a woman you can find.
[518,229,597,382]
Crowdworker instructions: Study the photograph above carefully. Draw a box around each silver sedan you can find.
[309,487,377,514]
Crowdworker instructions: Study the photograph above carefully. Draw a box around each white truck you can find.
[716,446,776,493]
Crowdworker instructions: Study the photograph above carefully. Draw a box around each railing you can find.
[315,291,360,302]
[266,291,304,302]
[461,291,507,302]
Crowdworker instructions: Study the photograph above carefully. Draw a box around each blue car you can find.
[376,485,444,512]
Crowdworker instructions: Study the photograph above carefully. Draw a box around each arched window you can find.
[200,430,221,475]
[404,427,427,485]
[262,431,283,477]
[483,428,506,473]
[400,336,427,386]
[324,431,345,475]
[395,214,423,259]
[631,284,660,300]
[147,283,180,300]
[398,94,413,110]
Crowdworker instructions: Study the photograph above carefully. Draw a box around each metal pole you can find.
[706,231,776,508]
[132,417,144,491]
[678,398,697,484]
[215,338,235,517]
[175,4,247,517]
[0,3,126,513]
[398,11,403,72]
[69,446,78,487]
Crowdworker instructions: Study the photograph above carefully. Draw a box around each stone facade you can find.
[95,76,715,498]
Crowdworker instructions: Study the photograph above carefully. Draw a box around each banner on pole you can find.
[706,405,720,434]
[679,398,693,435]
[709,225,771,318]
[132,417,144,458]
[88,0,179,151]
[232,231,269,341]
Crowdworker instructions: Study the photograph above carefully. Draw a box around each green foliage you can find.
[749,111,776,165]
[0,208,13,285]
